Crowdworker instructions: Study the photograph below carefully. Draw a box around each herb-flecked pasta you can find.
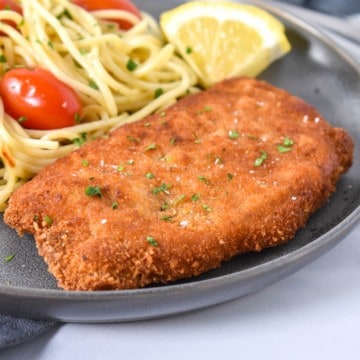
[0,0,198,211]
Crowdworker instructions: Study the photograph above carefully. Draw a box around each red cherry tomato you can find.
[0,68,82,130]
[72,0,141,30]
[0,0,23,34]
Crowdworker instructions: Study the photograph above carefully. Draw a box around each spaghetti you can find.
[0,0,198,211]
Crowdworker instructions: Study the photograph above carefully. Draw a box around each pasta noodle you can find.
[0,0,199,211]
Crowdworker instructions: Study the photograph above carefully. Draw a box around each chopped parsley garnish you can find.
[160,201,169,211]
[152,183,171,195]
[202,204,213,212]
[145,172,155,179]
[173,194,186,206]
[198,176,210,185]
[74,112,81,123]
[72,132,87,146]
[127,135,141,144]
[229,130,239,139]
[254,150,268,167]
[89,79,99,90]
[111,202,118,209]
[160,215,174,222]
[277,145,292,153]
[4,254,15,262]
[57,8,73,20]
[44,215,53,225]
[191,193,201,202]
[146,236,158,247]
[126,58,138,71]
[17,116,27,123]
[170,137,177,145]
[284,137,294,147]
[186,46,193,54]
[227,173,234,181]
[144,143,157,152]
[85,185,102,198]
[0,54,7,63]
[154,88,164,99]
[277,136,295,153]
[81,159,89,167]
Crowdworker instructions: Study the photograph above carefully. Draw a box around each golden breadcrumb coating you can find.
[4,77,353,290]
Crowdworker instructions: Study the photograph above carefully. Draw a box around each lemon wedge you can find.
[160,1,291,87]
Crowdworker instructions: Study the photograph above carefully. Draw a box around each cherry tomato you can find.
[0,0,23,34]
[72,0,141,30]
[0,68,82,130]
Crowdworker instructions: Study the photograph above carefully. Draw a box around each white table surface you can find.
[2,5,360,360]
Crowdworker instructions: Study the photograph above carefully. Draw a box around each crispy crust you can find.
[4,77,354,290]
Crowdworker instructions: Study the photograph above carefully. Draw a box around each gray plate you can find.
[0,1,359,322]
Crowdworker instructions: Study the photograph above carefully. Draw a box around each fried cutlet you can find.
[4,77,354,290]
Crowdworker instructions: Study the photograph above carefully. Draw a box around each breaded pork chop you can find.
[4,77,353,290]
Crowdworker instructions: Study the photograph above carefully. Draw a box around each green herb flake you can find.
[44,215,53,225]
[284,137,295,147]
[127,135,141,144]
[203,105,212,112]
[202,204,213,212]
[85,185,102,198]
[174,194,186,206]
[17,116,27,123]
[277,136,295,153]
[57,8,73,20]
[47,40,54,49]
[89,79,99,90]
[227,173,234,181]
[145,172,155,179]
[146,236,158,247]
[152,183,171,195]
[191,193,201,202]
[0,54,7,63]
[117,164,125,172]
[81,159,90,167]
[111,202,118,209]
[277,145,292,153]
[126,58,138,71]
[4,254,15,262]
[74,112,81,123]
[80,48,90,55]
[198,176,210,185]
[254,150,268,167]
[229,130,239,139]
[72,132,87,146]
[160,201,169,211]
[160,215,174,222]
[154,88,164,99]
[170,137,177,145]
[144,143,157,152]
[185,46,193,54]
